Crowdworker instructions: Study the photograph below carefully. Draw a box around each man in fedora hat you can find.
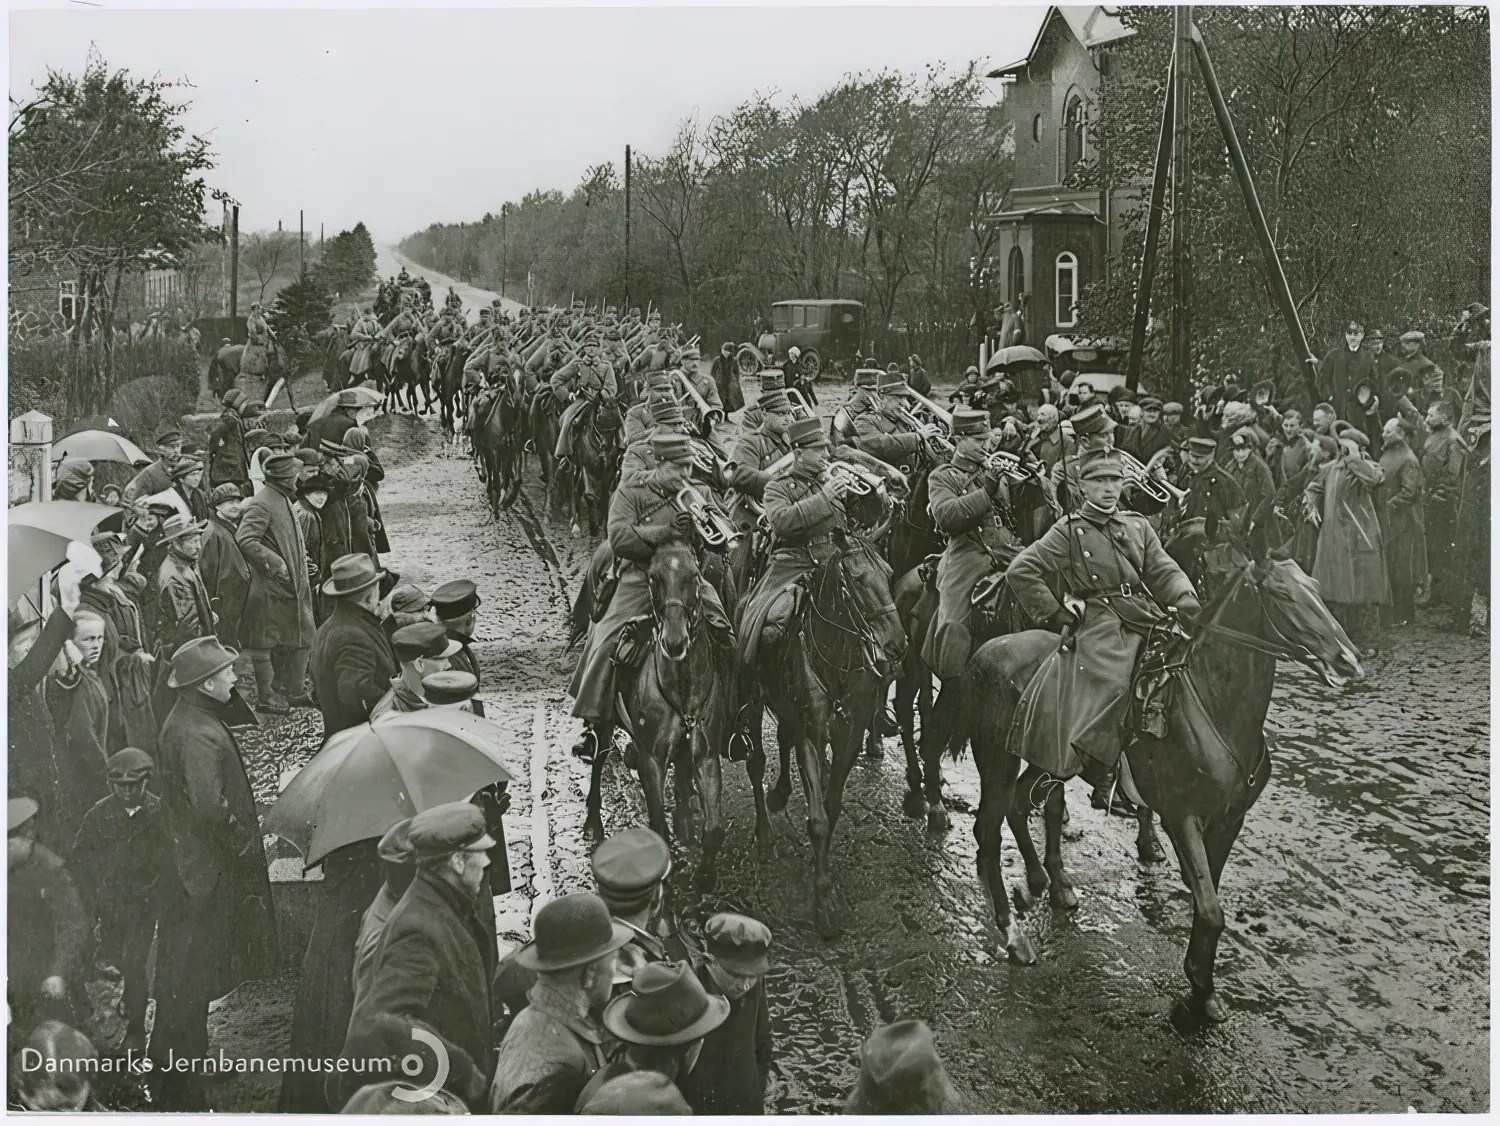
[844,1019,963,1114]
[580,1071,693,1115]
[308,386,374,450]
[237,450,316,714]
[346,802,499,1110]
[309,553,398,736]
[152,637,276,1104]
[68,747,166,1052]
[574,960,732,1110]
[370,621,461,719]
[152,512,213,653]
[679,912,775,1115]
[489,891,635,1112]
[711,339,745,415]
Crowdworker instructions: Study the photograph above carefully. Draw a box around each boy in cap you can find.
[153,512,213,652]
[346,801,497,1109]
[370,621,461,719]
[383,582,433,639]
[68,748,166,1051]
[679,912,774,1115]
[844,1019,962,1114]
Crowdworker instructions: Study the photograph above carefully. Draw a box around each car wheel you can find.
[736,346,761,379]
[800,349,823,381]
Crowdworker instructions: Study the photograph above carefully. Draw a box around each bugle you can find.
[1117,448,1188,505]
[674,485,739,547]
[826,460,885,497]
[674,371,725,430]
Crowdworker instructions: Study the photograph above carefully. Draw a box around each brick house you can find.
[988,6,1141,342]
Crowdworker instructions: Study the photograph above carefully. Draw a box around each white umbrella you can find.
[51,430,151,466]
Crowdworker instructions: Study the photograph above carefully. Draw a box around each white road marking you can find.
[529,702,554,924]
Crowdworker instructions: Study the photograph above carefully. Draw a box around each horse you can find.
[373,339,431,415]
[470,372,529,516]
[211,340,290,406]
[960,536,1363,1026]
[318,325,352,392]
[529,391,562,511]
[559,397,624,538]
[587,542,734,893]
[438,343,471,436]
[743,534,908,937]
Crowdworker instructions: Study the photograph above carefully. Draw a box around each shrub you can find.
[9,334,202,433]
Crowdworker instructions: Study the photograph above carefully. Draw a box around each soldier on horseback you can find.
[348,307,381,378]
[622,374,677,446]
[838,372,922,468]
[567,432,734,763]
[553,336,619,464]
[920,408,1024,683]
[377,291,423,375]
[242,301,275,379]
[725,389,793,534]
[1003,448,1201,791]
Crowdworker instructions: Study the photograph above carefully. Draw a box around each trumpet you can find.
[985,449,1042,484]
[674,371,725,431]
[826,460,886,497]
[674,485,740,547]
[1117,448,1189,505]
[688,438,729,483]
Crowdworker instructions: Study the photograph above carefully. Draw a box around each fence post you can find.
[9,410,54,505]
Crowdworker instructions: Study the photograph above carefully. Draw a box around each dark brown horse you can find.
[589,542,734,893]
[558,396,623,538]
[470,374,528,517]
[961,544,1362,1026]
[744,538,907,937]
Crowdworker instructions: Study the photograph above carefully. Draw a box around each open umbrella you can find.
[309,384,382,425]
[51,430,151,467]
[264,708,516,865]
[9,501,120,602]
[985,345,1050,372]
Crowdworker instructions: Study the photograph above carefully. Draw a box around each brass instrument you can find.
[765,450,795,476]
[826,460,886,498]
[984,449,1041,484]
[893,402,955,457]
[674,371,725,430]
[1117,448,1189,505]
[785,387,816,419]
[903,386,955,430]
[675,485,740,547]
[688,438,729,482]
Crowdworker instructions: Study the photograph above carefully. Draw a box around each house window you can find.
[1008,247,1025,302]
[1064,95,1085,173]
[1055,252,1079,327]
[58,280,78,322]
[1032,113,1042,143]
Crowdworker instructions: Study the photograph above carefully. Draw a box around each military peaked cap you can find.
[431,578,480,619]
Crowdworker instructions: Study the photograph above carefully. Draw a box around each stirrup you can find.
[570,727,599,764]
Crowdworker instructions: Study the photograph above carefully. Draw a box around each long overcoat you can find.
[236,480,316,651]
[308,601,398,737]
[1306,455,1389,605]
[1376,441,1427,594]
[199,514,252,647]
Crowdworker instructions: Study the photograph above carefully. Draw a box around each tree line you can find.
[400,62,1013,370]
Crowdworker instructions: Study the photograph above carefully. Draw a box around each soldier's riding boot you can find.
[759,589,797,648]
[1082,755,1137,817]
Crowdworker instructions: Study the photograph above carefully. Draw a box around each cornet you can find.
[984,449,1041,484]
[1117,448,1189,505]
[893,403,955,457]
[674,485,740,548]
[674,371,725,431]
[826,460,886,498]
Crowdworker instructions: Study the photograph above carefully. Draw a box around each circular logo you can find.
[391,1027,449,1103]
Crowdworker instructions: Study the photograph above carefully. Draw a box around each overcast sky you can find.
[10,3,1043,244]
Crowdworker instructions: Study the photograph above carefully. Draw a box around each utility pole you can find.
[501,204,508,300]
[320,222,325,252]
[299,210,305,279]
[229,203,240,335]
[624,144,632,311]
[1170,4,1193,401]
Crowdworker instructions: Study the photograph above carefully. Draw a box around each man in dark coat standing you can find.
[680,912,775,1115]
[208,390,251,489]
[236,451,316,714]
[8,796,88,1033]
[151,637,277,1107]
[1318,321,1376,421]
[309,554,398,737]
[344,802,499,1110]
[710,341,745,415]
[1377,416,1426,627]
[199,485,252,648]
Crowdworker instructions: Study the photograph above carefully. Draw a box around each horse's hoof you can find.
[1049,882,1079,912]
[766,784,791,815]
[926,803,950,833]
[1171,990,1229,1033]
[1005,924,1038,966]
[754,821,772,853]
[901,790,927,819]
[582,815,605,846]
[813,902,845,940]
[1138,831,1167,865]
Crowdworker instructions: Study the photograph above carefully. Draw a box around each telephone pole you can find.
[229,203,240,331]
[624,144,632,310]
[299,209,305,279]
[1170,4,1193,401]
[501,204,508,300]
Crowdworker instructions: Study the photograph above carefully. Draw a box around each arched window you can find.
[1008,247,1025,303]
[1055,252,1078,328]
[1064,95,1085,173]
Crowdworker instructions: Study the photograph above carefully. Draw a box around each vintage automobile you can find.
[736,299,863,381]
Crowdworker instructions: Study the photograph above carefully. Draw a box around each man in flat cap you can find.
[236,449,316,713]
[383,582,433,640]
[346,801,498,1110]
[1121,396,1172,465]
[68,747,166,1051]
[309,553,398,736]
[490,892,634,1113]
[680,912,775,1114]
[567,432,731,779]
[431,578,483,695]
[1399,329,1445,402]
[152,638,276,1105]
[1005,450,1200,834]
[371,621,461,719]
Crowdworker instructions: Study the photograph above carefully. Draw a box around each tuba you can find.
[674,485,740,548]
[674,371,725,431]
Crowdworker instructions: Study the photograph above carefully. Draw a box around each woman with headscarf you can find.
[342,428,390,555]
[52,458,95,502]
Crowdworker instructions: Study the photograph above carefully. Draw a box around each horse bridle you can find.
[1194,563,1320,668]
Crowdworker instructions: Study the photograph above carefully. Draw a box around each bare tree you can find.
[243,229,296,302]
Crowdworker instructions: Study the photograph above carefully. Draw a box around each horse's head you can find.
[594,395,624,433]
[649,541,701,662]
[1216,556,1363,687]
[832,542,907,671]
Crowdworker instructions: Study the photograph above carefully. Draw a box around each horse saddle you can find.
[1127,621,1193,741]
[612,615,654,671]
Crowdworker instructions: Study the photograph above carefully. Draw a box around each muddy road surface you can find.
[151,397,1485,1112]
